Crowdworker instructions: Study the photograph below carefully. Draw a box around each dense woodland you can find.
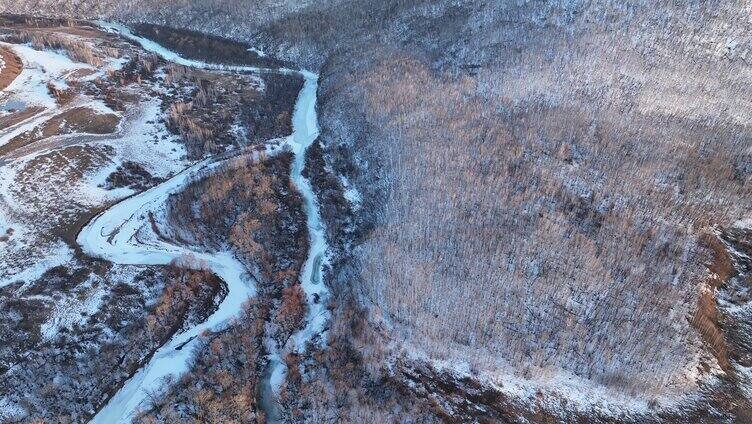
[306,0,752,403]
[346,53,750,395]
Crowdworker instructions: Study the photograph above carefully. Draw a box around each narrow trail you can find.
[78,23,329,423]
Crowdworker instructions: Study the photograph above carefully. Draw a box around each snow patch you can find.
[0,241,73,288]
[113,99,187,179]
[39,276,108,340]
[0,397,25,422]
[248,47,267,57]
[339,175,362,209]
[733,217,752,229]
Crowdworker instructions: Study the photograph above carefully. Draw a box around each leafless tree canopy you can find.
[352,52,751,396]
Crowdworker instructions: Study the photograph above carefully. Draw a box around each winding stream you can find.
[79,24,329,423]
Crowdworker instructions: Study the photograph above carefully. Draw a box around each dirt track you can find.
[0,46,22,90]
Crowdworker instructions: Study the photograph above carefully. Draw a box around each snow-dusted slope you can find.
[0,43,93,149]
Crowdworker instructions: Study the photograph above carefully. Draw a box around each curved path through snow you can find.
[80,23,329,423]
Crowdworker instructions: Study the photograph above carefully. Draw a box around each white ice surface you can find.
[286,73,331,354]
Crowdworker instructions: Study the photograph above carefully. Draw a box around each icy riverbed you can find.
[80,152,259,423]
[80,23,329,423]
